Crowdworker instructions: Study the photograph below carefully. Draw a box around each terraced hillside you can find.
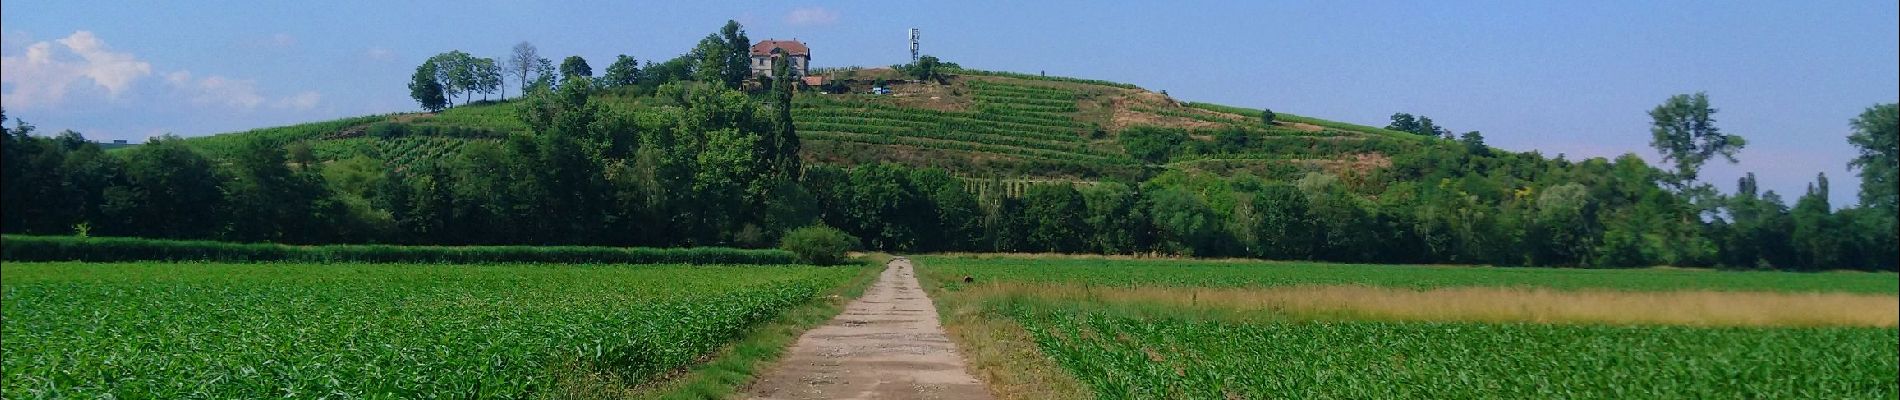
[176,68,1430,183]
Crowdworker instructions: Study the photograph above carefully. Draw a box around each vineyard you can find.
[914,256,1900,399]
[170,69,1433,187]
[0,261,865,398]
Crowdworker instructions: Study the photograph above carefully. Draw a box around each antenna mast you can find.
[909,28,920,63]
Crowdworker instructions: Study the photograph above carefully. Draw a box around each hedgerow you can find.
[1,235,799,265]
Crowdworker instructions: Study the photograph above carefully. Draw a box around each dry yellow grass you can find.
[919,270,1092,400]
[969,283,1900,327]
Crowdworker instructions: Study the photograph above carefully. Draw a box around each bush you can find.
[1,235,798,265]
[779,225,858,265]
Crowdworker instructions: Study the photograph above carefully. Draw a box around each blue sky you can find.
[4,1,1895,205]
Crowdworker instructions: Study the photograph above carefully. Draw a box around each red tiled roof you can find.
[750,40,810,57]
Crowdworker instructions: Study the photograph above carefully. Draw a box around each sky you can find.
[4,1,1895,205]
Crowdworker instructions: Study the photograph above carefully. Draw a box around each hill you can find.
[175,67,1436,185]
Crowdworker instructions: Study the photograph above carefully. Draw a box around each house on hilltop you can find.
[750,39,810,78]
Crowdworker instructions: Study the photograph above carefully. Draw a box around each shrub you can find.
[0,235,797,265]
[1261,108,1277,126]
[779,225,857,265]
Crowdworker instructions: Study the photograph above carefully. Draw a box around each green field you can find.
[1,262,861,398]
[918,255,1900,294]
[915,256,1900,399]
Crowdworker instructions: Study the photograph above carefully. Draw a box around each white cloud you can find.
[274,91,321,111]
[1,30,153,109]
[363,47,395,62]
[246,33,297,49]
[164,70,265,110]
[785,7,839,26]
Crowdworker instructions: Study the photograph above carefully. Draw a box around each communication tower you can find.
[909,28,920,63]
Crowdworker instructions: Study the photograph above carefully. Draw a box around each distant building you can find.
[750,39,810,79]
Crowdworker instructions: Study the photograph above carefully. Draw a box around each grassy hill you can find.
[178,68,1435,184]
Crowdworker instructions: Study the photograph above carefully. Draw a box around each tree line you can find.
[2,21,1892,271]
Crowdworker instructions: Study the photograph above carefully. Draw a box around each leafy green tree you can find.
[1459,131,1488,155]
[1120,126,1188,163]
[719,21,752,86]
[408,62,448,112]
[1387,113,1419,134]
[761,55,801,182]
[1648,92,1746,191]
[600,55,642,89]
[906,55,944,81]
[1250,183,1317,259]
[559,55,592,81]
[1790,173,1841,270]
[104,136,224,239]
[473,57,503,101]
[427,51,479,105]
[1144,186,1218,255]
[1022,184,1089,253]
[1081,182,1147,254]
[1847,103,1897,213]
[1260,108,1276,127]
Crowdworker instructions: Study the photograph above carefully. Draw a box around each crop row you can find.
[949,68,1143,89]
[795,108,1084,140]
[800,131,1125,166]
[913,256,1900,294]
[1,235,798,265]
[1,262,856,398]
[1184,102,1427,141]
[966,80,1083,98]
[1009,306,1895,399]
[797,121,1107,157]
[796,112,1084,143]
[796,95,1084,130]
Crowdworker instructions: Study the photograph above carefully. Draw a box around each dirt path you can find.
[746,257,993,400]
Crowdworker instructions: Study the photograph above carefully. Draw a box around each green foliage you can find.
[1847,103,1897,213]
[945,67,1142,89]
[1119,126,1189,163]
[408,62,448,112]
[915,255,1899,295]
[2,235,799,264]
[1010,308,1895,399]
[1260,108,1276,126]
[1649,92,1746,189]
[560,55,592,81]
[600,54,642,89]
[1022,184,1089,252]
[1,262,852,397]
[778,224,857,265]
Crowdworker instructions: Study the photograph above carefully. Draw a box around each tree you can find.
[600,55,642,89]
[1022,184,1089,253]
[108,136,224,239]
[1250,183,1317,259]
[690,21,753,88]
[719,21,752,86]
[1459,131,1488,155]
[1790,173,1841,270]
[559,55,592,81]
[762,55,801,182]
[1260,108,1276,127]
[507,42,541,98]
[1387,113,1419,134]
[473,57,503,101]
[1847,103,1897,213]
[427,51,479,105]
[906,55,943,81]
[1648,92,1746,191]
[408,62,448,112]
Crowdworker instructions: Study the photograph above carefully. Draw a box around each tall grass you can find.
[1,235,798,265]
